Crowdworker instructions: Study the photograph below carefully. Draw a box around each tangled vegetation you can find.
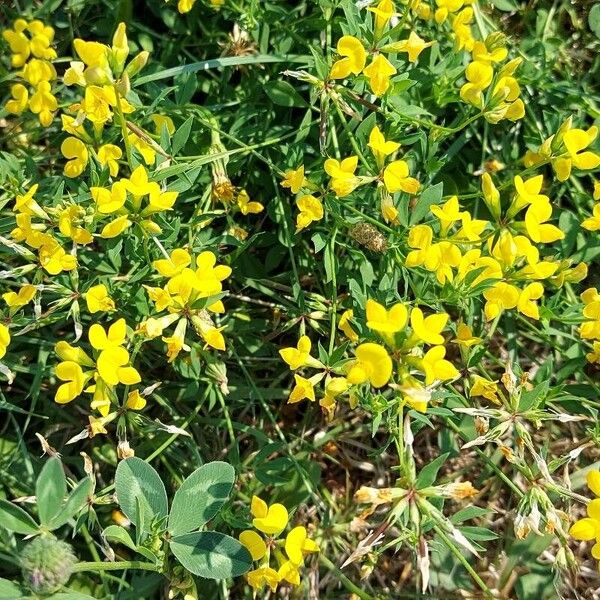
[1,0,600,598]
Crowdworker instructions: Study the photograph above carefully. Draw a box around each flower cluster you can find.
[280,300,459,414]
[139,248,231,362]
[239,496,319,592]
[3,18,58,126]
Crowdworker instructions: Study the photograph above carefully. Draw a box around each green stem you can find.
[319,555,378,600]
[73,560,160,573]
[114,87,134,168]
[431,524,494,599]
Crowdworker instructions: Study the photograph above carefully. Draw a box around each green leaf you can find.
[49,477,93,530]
[171,116,194,156]
[416,453,450,489]
[115,458,168,531]
[36,457,67,526]
[168,462,235,536]
[0,577,24,599]
[0,500,39,535]
[102,525,138,552]
[590,4,600,38]
[491,0,518,10]
[134,55,309,86]
[409,182,444,225]
[264,80,307,107]
[170,531,252,579]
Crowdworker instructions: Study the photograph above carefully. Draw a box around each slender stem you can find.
[319,555,378,600]
[431,525,494,599]
[114,87,134,168]
[73,560,160,573]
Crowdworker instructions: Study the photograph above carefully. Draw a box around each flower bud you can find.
[125,51,149,78]
[481,173,501,221]
[111,23,129,74]
[21,536,77,595]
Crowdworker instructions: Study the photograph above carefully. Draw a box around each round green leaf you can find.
[115,458,168,530]
[168,461,235,536]
[170,531,252,579]
[590,5,600,38]
[36,457,67,526]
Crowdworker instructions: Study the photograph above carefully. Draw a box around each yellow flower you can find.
[5,84,29,115]
[346,343,392,388]
[239,530,267,561]
[405,224,433,267]
[470,375,500,404]
[452,322,482,348]
[431,195,461,235]
[236,190,263,215]
[125,389,147,410]
[420,346,458,385]
[91,181,128,214]
[3,284,36,309]
[383,160,420,194]
[100,215,132,239]
[517,282,544,319]
[524,199,564,244]
[251,495,289,536]
[582,204,600,231]
[284,526,319,564]
[246,567,280,593]
[58,205,93,245]
[162,318,191,363]
[588,470,600,497]
[55,361,89,404]
[460,61,494,108]
[288,374,316,404]
[369,0,396,38]
[38,238,78,275]
[153,249,192,278]
[296,195,323,231]
[368,126,400,167]
[61,137,89,178]
[128,133,156,165]
[363,54,397,97]
[97,144,122,177]
[320,376,349,412]
[401,383,431,413]
[483,282,520,321]
[365,299,408,333]
[111,22,129,72]
[338,309,359,342]
[281,166,305,193]
[29,81,58,127]
[324,156,358,179]
[553,126,600,181]
[85,284,116,314]
[0,324,10,360]
[329,36,366,79]
[20,59,57,85]
[178,0,197,13]
[151,114,175,135]
[481,172,501,220]
[279,335,316,369]
[382,31,433,63]
[410,307,448,345]
[569,497,600,560]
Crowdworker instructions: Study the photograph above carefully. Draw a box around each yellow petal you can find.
[239,530,267,561]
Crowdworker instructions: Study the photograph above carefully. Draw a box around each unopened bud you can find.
[21,537,77,595]
[125,51,149,78]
